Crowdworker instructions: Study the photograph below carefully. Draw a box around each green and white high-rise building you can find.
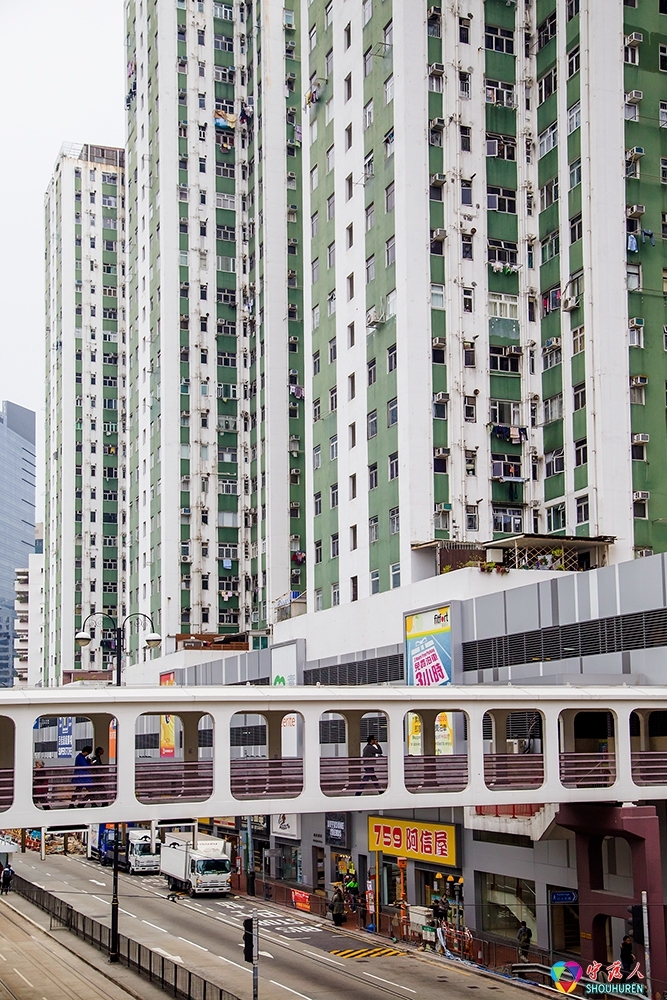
[118,0,667,647]
[44,144,126,684]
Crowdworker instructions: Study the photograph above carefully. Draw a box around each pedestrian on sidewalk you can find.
[1,864,14,895]
[331,884,346,927]
[517,920,532,961]
[620,936,634,978]
[355,735,383,795]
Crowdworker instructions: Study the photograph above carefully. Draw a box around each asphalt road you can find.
[11,853,532,1000]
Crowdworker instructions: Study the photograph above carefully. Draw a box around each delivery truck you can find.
[90,825,161,874]
[160,832,232,895]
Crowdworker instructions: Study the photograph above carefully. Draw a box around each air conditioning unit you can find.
[627,146,645,159]
[181,555,192,564]
[431,228,446,241]
[429,117,446,131]
[429,63,445,76]
[288,238,298,246]
[432,337,446,347]
[434,392,449,402]
[629,317,645,329]
[633,491,650,501]
[287,172,296,181]
[627,204,646,218]
[181,507,191,515]
[430,172,446,186]
[181,475,191,483]
[626,31,643,44]
[507,346,523,355]
[289,203,298,212]
[435,502,447,512]
[562,297,579,312]
[631,375,648,386]
[289,335,299,344]
[544,337,561,349]
[285,40,296,51]
[427,5,442,16]
[286,72,296,81]
[366,306,384,327]
[632,433,650,443]
[626,90,643,103]
[434,447,450,457]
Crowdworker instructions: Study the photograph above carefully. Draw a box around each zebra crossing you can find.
[330,945,402,959]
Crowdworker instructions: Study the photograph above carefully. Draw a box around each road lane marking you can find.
[363,972,416,993]
[142,920,167,932]
[0,953,5,961]
[218,955,251,972]
[120,909,137,918]
[302,951,344,967]
[89,879,106,886]
[259,951,274,959]
[13,969,34,987]
[270,981,314,1000]
[154,947,183,964]
[178,937,208,951]
[92,896,109,905]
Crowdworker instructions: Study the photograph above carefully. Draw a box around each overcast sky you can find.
[0,1,125,516]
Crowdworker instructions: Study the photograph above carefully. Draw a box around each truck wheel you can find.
[187,883,195,897]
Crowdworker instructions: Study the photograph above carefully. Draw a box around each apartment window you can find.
[488,187,516,213]
[368,358,377,385]
[387,344,397,373]
[365,255,376,283]
[660,103,667,127]
[540,177,559,211]
[627,264,641,293]
[490,346,520,373]
[538,13,557,50]
[313,445,322,469]
[433,400,448,419]
[327,290,336,315]
[543,347,562,370]
[545,449,565,477]
[488,240,518,265]
[575,495,589,524]
[539,123,558,158]
[541,230,560,263]
[344,22,351,47]
[573,382,586,411]
[327,241,336,268]
[387,397,398,426]
[314,492,322,516]
[542,286,561,316]
[661,159,667,185]
[573,326,585,355]
[389,507,400,535]
[634,498,648,519]
[310,165,319,191]
[329,385,338,412]
[538,67,557,105]
[366,409,379,440]
[311,258,320,284]
[543,394,563,423]
[364,47,373,77]
[387,563,401,589]
[660,45,667,72]
[492,453,522,479]
[463,287,474,314]
[570,158,582,189]
[463,342,476,367]
[314,539,322,564]
[568,46,580,78]
[384,74,395,104]
[485,79,514,107]
[370,570,380,594]
[362,0,372,25]
[431,283,445,309]
[388,452,399,480]
[385,235,396,267]
[328,435,338,462]
[386,288,397,317]
[349,422,357,449]
[326,49,333,76]
[326,193,335,222]
[486,133,516,161]
[567,0,580,18]
[459,72,471,99]
[312,304,320,328]
[331,534,339,560]
[385,181,395,212]
[459,17,470,43]
[363,100,374,129]
[574,438,588,467]
[365,203,375,231]
[547,504,566,532]
[314,589,323,611]
[632,441,646,461]
[490,399,521,425]
[313,351,321,377]
[313,398,321,422]
[462,234,473,259]
[330,482,339,509]
[493,507,523,534]
[466,505,479,531]
[464,396,477,422]
[631,383,646,405]
[485,24,514,53]
[567,102,581,134]
[570,214,583,244]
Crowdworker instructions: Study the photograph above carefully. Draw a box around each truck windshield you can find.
[133,842,158,856]
[196,858,231,875]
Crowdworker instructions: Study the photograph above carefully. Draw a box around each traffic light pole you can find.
[252,909,259,1000]
[641,891,651,1000]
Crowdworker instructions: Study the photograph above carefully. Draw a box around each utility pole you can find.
[253,908,259,1000]
[641,890,651,1000]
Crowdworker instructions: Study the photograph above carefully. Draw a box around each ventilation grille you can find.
[304,654,403,686]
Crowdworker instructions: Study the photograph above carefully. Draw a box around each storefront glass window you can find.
[477,871,536,941]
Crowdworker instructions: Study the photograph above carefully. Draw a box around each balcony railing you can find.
[32,764,116,809]
[484,753,544,790]
[559,752,616,788]
[230,758,303,799]
[135,761,213,804]
[404,755,468,793]
[0,769,13,812]
[320,756,388,796]
[631,750,667,785]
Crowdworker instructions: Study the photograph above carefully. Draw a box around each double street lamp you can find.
[75,612,161,963]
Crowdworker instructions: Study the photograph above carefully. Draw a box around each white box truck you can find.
[90,825,161,874]
[160,833,232,895]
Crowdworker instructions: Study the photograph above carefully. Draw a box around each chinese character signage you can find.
[551,960,645,996]
[57,717,73,758]
[405,606,452,687]
[368,816,457,867]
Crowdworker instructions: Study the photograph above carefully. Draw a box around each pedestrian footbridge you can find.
[1,685,666,826]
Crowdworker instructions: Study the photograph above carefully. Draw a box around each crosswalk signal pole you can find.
[253,909,259,1000]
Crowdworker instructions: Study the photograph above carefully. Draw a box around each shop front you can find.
[367,815,459,908]
[326,813,354,887]
[271,814,302,883]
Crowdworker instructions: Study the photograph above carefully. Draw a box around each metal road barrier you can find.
[11,874,243,1000]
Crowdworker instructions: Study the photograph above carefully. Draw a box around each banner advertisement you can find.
[108,719,117,764]
[368,815,457,867]
[291,888,311,912]
[57,717,73,758]
[405,606,452,686]
[270,813,301,840]
[407,711,455,755]
[159,672,176,758]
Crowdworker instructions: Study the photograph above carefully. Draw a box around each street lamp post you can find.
[75,612,161,963]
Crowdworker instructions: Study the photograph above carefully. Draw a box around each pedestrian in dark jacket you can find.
[331,885,346,927]
[356,735,383,795]
[1,865,14,894]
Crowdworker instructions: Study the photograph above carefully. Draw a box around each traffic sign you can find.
[550,891,578,904]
